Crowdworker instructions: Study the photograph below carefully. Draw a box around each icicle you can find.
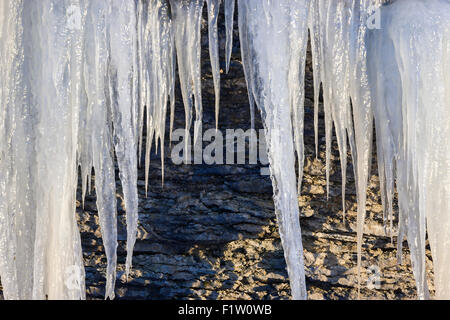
[31,0,87,300]
[170,0,204,151]
[83,0,118,299]
[137,0,146,166]
[370,0,450,299]
[237,1,256,130]
[309,0,375,293]
[206,0,221,130]
[366,5,401,239]
[0,0,34,299]
[238,0,310,300]
[224,0,235,73]
[107,0,139,278]
[307,0,321,159]
[313,0,355,217]
[348,0,374,297]
[290,4,310,195]
[139,0,175,191]
[154,0,175,186]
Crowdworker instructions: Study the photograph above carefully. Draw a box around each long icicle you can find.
[238,0,310,300]
[107,0,139,278]
[206,0,221,130]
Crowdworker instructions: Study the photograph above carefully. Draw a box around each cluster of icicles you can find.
[0,0,449,300]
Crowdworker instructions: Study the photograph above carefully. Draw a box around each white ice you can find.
[0,0,221,300]
[237,0,310,300]
[1,0,450,301]
[368,0,450,299]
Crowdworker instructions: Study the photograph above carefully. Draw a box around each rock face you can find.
[0,6,435,300]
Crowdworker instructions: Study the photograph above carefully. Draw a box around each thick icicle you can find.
[348,0,374,296]
[30,0,87,300]
[2,0,450,302]
[0,0,223,300]
[170,0,204,150]
[0,0,89,300]
[366,3,402,239]
[308,0,374,293]
[138,0,175,190]
[238,0,310,300]
[83,0,118,299]
[0,0,142,299]
[313,0,356,216]
[107,0,140,278]
[0,0,35,299]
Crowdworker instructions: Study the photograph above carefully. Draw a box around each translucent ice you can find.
[0,0,222,300]
[138,0,175,190]
[224,0,235,74]
[1,0,450,301]
[368,0,450,299]
[170,0,205,150]
[306,1,374,294]
[238,0,310,300]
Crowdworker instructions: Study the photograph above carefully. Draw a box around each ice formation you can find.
[1,0,450,300]
[0,0,220,301]
[307,0,450,299]
[309,0,376,295]
[237,0,310,300]
[367,0,450,299]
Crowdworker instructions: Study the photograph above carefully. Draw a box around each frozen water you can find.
[237,0,310,300]
[0,0,221,300]
[367,0,450,299]
[1,0,450,301]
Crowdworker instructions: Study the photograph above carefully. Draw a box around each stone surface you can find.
[0,5,435,300]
